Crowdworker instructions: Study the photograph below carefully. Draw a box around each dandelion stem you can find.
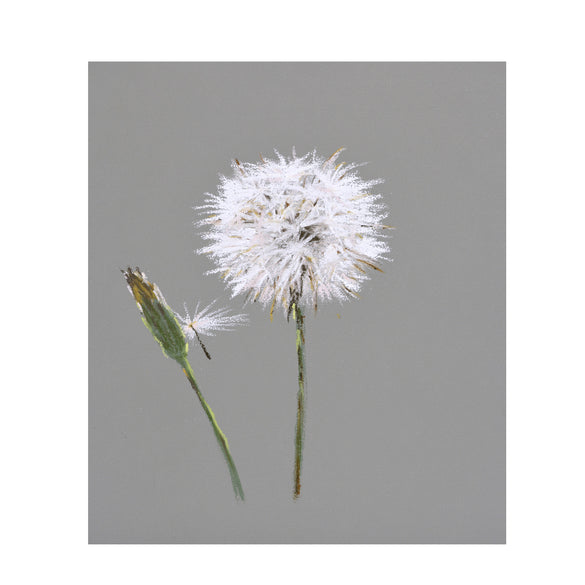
[293,303,306,499]
[178,357,245,501]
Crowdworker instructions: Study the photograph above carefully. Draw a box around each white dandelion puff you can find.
[197,148,391,318]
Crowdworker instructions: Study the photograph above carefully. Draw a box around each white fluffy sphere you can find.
[198,148,391,318]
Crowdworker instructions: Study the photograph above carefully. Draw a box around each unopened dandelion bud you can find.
[123,267,188,363]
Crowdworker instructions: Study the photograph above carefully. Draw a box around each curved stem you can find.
[293,304,306,499]
[178,357,245,501]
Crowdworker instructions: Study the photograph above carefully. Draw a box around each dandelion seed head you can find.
[198,148,391,316]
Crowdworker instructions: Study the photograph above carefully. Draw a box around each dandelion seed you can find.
[175,300,249,360]
[176,300,249,338]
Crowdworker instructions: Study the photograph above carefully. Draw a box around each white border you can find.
[3,1,585,584]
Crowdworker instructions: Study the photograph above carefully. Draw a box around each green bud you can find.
[123,267,188,363]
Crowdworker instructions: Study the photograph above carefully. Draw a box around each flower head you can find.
[175,300,248,359]
[123,267,188,362]
[198,148,391,318]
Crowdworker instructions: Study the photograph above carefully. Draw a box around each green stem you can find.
[293,303,306,499]
[178,357,245,501]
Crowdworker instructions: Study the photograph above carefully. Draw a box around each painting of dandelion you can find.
[90,62,505,543]
[198,148,391,498]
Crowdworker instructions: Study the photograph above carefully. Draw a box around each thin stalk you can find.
[293,303,306,499]
[178,357,245,501]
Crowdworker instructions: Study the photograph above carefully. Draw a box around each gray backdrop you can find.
[89,63,505,543]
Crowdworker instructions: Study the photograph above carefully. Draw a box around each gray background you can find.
[89,63,505,543]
